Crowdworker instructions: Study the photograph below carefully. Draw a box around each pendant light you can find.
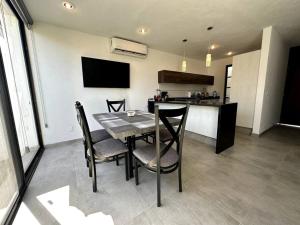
[206,52,212,67]
[206,26,213,67]
[181,39,187,72]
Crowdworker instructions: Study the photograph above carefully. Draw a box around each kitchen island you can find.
[148,99,238,154]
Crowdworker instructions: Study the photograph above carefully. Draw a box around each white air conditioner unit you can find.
[111,37,148,58]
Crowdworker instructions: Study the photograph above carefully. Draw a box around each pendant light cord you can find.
[183,39,187,59]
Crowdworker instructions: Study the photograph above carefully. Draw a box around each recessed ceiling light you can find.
[210,45,216,50]
[137,27,149,35]
[227,51,233,56]
[62,1,75,10]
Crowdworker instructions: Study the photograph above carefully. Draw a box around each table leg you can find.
[127,136,134,178]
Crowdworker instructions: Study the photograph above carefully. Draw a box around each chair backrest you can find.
[152,104,189,169]
[75,101,84,133]
[75,102,95,160]
[106,99,125,112]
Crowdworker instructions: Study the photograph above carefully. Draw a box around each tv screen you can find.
[81,57,130,88]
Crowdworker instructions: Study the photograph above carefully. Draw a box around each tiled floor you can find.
[13,126,300,225]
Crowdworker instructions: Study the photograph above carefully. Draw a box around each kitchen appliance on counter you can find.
[212,91,218,98]
[161,91,168,101]
[154,91,168,102]
[187,89,218,100]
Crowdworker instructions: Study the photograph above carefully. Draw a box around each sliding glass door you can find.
[0,102,19,225]
[0,1,42,224]
[0,1,39,171]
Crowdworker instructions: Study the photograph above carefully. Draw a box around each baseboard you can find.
[251,124,277,137]
[236,126,252,135]
[251,133,260,138]
[259,125,276,136]
[185,126,254,146]
[185,131,216,147]
[44,138,82,149]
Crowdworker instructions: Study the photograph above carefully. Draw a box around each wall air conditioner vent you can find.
[111,37,148,58]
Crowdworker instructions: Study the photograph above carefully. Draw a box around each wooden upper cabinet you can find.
[158,70,214,85]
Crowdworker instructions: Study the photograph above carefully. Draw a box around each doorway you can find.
[223,64,233,103]
[280,46,300,126]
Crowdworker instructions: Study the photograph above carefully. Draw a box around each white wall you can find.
[252,26,289,134]
[231,50,261,128]
[207,57,233,99]
[27,22,208,145]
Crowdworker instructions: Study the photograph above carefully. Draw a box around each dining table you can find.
[93,110,180,178]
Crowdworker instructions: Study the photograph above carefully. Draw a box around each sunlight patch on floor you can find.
[36,185,114,225]
[13,203,40,225]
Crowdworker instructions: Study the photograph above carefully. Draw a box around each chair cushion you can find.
[90,129,111,143]
[159,129,173,142]
[92,138,128,161]
[133,143,179,169]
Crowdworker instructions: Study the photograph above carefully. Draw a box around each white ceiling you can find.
[24,0,300,59]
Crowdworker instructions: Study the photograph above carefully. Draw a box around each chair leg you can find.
[132,136,136,149]
[157,170,161,207]
[88,160,92,177]
[178,165,182,192]
[92,160,97,192]
[125,153,129,181]
[84,141,89,167]
[116,155,119,166]
[134,158,139,185]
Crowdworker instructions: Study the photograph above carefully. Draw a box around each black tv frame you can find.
[81,56,130,88]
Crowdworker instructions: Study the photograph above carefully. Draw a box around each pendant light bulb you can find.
[182,59,187,72]
[181,39,187,72]
[206,53,212,67]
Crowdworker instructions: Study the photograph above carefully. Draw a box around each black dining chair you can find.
[75,101,111,167]
[106,99,126,112]
[152,128,173,143]
[76,102,129,192]
[133,104,189,207]
[106,99,126,165]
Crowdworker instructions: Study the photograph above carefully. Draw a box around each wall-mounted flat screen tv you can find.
[81,57,130,88]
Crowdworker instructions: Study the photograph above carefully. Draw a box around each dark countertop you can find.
[149,99,236,107]
[160,100,225,107]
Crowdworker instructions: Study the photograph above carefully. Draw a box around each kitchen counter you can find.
[148,99,238,154]
[161,99,226,107]
[148,96,231,107]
